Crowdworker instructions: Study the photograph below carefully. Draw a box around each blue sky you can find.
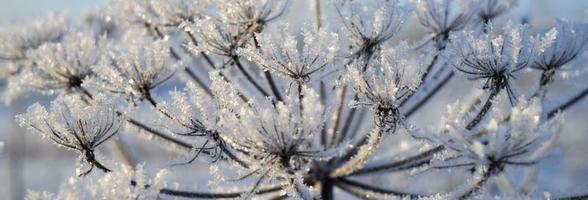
[0,0,586,26]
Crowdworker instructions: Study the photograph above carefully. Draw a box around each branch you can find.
[348,145,444,176]
[403,71,454,117]
[124,116,193,150]
[335,178,423,199]
[159,186,282,198]
[555,193,588,200]
[547,86,588,119]
[330,126,382,178]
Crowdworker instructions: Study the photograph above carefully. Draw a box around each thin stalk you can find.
[327,86,347,147]
[233,57,270,97]
[321,180,334,200]
[184,67,213,97]
[160,186,282,198]
[555,193,588,200]
[153,26,215,99]
[314,0,322,30]
[296,80,304,117]
[404,71,454,117]
[548,86,588,118]
[124,116,193,150]
[459,168,493,200]
[466,89,499,130]
[400,53,440,107]
[79,88,138,168]
[253,36,283,101]
[349,145,444,176]
[335,178,423,199]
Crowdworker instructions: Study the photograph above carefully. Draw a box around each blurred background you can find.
[0,0,587,199]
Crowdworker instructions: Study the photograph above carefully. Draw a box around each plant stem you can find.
[466,89,499,130]
[321,180,334,200]
[233,56,270,97]
[160,186,282,198]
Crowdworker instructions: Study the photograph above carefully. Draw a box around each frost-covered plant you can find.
[16,95,121,176]
[156,81,226,162]
[0,13,69,103]
[336,0,407,59]
[414,0,474,49]
[348,42,428,132]
[21,33,104,98]
[214,74,326,199]
[211,0,289,34]
[86,39,177,106]
[3,0,588,199]
[238,26,338,83]
[476,0,518,24]
[426,98,562,199]
[532,20,588,88]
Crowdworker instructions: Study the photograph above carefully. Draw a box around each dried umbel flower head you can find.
[156,82,226,162]
[21,33,104,98]
[532,20,588,86]
[183,17,247,58]
[0,13,69,104]
[213,72,326,198]
[107,0,203,27]
[348,42,427,132]
[427,98,562,197]
[0,13,68,62]
[446,24,534,104]
[16,95,122,176]
[211,0,289,34]
[238,26,338,83]
[87,39,178,106]
[336,0,408,59]
[413,0,475,49]
[476,0,518,24]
